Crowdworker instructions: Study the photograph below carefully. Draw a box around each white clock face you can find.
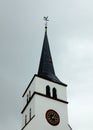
[45,109,60,126]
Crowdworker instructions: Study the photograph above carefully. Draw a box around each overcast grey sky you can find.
[0,0,93,130]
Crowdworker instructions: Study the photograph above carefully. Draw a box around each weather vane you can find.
[43,16,49,27]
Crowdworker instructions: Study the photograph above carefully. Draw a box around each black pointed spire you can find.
[38,26,55,77]
[38,23,67,86]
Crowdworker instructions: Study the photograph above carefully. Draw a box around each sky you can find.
[0,0,93,130]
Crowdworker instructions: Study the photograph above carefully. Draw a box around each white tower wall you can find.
[21,76,70,130]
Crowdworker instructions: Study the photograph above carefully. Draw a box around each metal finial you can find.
[43,16,49,28]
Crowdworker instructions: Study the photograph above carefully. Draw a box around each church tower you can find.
[21,19,71,130]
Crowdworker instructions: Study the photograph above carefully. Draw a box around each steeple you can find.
[38,19,67,86]
[21,20,71,130]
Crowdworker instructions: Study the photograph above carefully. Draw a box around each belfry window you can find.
[46,85,50,97]
[29,91,31,99]
[29,108,31,120]
[53,87,57,99]
[27,94,29,103]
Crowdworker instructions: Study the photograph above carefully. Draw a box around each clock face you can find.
[45,109,60,126]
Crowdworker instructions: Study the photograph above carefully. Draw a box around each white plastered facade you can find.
[21,76,71,130]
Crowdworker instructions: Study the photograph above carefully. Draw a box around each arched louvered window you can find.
[53,87,57,99]
[46,85,50,97]
[29,91,31,99]
[29,108,31,120]
[27,94,29,103]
